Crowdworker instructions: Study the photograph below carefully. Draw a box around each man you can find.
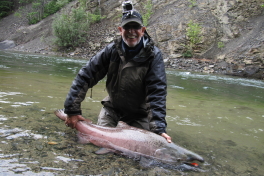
[64,9,172,143]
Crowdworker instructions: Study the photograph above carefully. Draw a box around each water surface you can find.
[0,50,263,175]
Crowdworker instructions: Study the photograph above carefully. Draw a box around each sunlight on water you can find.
[0,65,10,68]
[56,156,84,163]
[0,156,55,175]
[167,70,264,89]
[166,115,203,126]
[0,50,264,175]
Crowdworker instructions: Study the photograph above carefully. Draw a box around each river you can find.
[0,50,263,175]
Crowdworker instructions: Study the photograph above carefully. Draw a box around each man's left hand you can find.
[161,133,172,143]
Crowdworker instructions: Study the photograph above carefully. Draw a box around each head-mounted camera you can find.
[121,1,143,27]
[122,1,134,14]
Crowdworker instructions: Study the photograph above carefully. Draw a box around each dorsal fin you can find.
[116,121,130,128]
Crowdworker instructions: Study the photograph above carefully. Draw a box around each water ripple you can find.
[167,70,264,89]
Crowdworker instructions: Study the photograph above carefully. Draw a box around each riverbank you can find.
[2,41,263,80]
[0,0,263,80]
[166,57,264,79]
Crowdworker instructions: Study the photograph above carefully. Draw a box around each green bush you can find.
[52,8,89,48]
[56,0,69,7]
[188,0,197,8]
[217,41,224,49]
[142,0,153,27]
[24,0,69,25]
[27,2,42,24]
[182,50,193,58]
[0,1,14,18]
[186,20,202,49]
[27,11,39,24]
[88,7,105,24]
[43,0,62,18]
[19,0,34,4]
[182,20,202,58]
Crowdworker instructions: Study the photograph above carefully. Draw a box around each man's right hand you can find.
[65,115,86,129]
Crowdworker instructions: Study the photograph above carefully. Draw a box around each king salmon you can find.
[54,109,204,171]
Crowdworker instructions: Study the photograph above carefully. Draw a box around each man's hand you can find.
[65,115,86,129]
[161,133,172,143]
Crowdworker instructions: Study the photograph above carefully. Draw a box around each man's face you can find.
[118,22,146,47]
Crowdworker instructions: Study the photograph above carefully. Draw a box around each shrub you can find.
[21,0,69,25]
[217,41,225,49]
[88,7,105,24]
[52,7,89,48]
[142,0,153,27]
[27,11,39,24]
[27,1,42,24]
[0,1,14,18]
[188,0,197,8]
[43,0,62,18]
[182,20,202,57]
[186,20,202,49]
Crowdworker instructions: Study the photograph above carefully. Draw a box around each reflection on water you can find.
[0,50,264,175]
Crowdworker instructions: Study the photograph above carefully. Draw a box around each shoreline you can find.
[2,46,263,80]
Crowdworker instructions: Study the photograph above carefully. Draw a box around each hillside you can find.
[0,0,263,79]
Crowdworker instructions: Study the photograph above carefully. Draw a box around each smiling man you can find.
[63,8,172,143]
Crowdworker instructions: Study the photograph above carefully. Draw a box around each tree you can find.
[0,0,14,18]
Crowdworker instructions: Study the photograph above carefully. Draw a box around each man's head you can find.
[118,10,146,47]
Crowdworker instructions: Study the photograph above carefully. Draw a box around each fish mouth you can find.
[187,156,204,163]
[183,162,200,168]
[176,155,204,168]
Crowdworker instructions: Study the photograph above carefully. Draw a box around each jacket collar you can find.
[115,33,155,63]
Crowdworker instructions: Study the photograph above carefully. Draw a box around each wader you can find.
[97,106,150,131]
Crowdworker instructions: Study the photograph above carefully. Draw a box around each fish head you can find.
[154,143,204,164]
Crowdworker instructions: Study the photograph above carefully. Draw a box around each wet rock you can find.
[35,143,44,151]
[166,58,263,79]
[0,40,16,50]
[244,66,259,76]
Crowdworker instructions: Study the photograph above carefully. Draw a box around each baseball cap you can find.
[121,10,143,27]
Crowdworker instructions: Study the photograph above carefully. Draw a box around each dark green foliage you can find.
[52,1,106,49]
[43,0,61,18]
[27,11,39,24]
[88,7,105,24]
[182,50,193,58]
[0,1,14,18]
[186,20,202,49]
[19,0,34,4]
[52,7,89,48]
[181,20,202,58]
[24,0,69,25]
[142,0,153,26]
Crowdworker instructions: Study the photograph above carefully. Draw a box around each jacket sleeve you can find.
[64,44,113,115]
[145,46,167,134]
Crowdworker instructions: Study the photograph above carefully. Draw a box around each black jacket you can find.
[64,34,167,134]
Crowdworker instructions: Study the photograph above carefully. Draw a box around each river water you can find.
[0,50,263,176]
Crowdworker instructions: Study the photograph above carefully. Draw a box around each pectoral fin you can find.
[139,156,155,167]
[95,148,112,155]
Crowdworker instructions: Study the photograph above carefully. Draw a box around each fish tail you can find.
[54,109,68,121]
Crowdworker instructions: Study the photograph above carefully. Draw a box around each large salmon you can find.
[54,109,204,171]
